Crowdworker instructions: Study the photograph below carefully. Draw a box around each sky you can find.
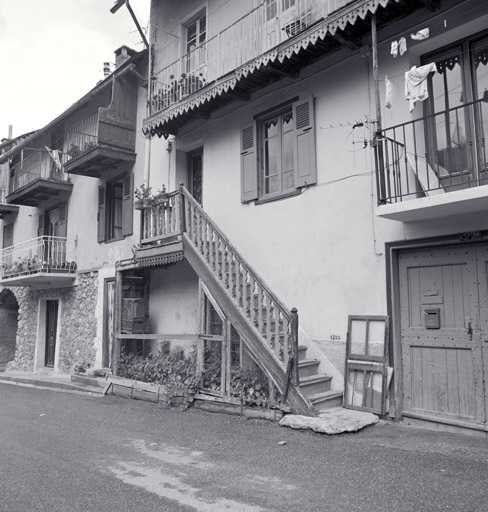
[0,0,150,140]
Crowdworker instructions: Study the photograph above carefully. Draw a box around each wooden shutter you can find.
[38,213,45,237]
[97,184,106,243]
[240,123,258,202]
[57,204,67,238]
[293,97,317,188]
[3,224,13,249]
[122,173,134,237]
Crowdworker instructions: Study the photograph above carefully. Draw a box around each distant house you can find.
[0,46,147,373]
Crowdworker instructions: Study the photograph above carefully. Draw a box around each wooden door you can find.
[399,244,486,424]
[264,0,280,50]
[188,149,203,205]
[45,300,59,367]
[103,279,116,368]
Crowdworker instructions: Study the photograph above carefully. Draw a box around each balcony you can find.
[0,236,77,288]
[375,98,488,222]
[0,189,18,218]
[7,148,72,207]
[64,73,138,178]
[144,0,423,136]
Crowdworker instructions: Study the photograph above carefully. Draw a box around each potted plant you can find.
[153,185,169,206]
[135,183,153,209]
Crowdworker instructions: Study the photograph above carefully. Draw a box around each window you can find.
[3,223,13,250]
[423,33,488,182]
[98,174,133,243]
[240,97,316,202]
[183,10,206,74]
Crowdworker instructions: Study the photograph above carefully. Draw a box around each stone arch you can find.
[0,289,19,371]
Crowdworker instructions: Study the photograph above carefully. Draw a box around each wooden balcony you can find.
[0,190,18,218]
[6,149,72,207]
[0,236,77,288]
[64,72,138,178]
[376,98,488,222]
[144,0,426,136]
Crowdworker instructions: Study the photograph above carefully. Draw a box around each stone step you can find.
[297,345,308,361]
[309,391,344,412]
[299,374,332,397]
[71,374,108,389]
[298,359,320,379]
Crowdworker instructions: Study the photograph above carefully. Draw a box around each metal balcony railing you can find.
[0,236,77,279]
[376,98,488,203]
[8,148,69,195]
[149,0,354,115]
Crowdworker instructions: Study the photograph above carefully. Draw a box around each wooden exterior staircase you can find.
[136,186,342,415]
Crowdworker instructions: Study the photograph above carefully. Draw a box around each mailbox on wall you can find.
[425,308,440,329]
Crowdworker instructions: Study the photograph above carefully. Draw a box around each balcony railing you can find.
[376,98,488,204]
[65,112,99,159]
[141,191,181,244]
[0,236,77,280]
[149,0,353,116]
[9,148,69,195]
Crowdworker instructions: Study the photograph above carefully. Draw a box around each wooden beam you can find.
[330,31,362,51]
[267,62,300,79]
[227,88,251,102]
[419,0,441,11]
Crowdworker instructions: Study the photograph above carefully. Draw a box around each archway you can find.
[0,289,19,371]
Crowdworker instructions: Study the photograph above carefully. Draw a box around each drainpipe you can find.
[371,13,386,205]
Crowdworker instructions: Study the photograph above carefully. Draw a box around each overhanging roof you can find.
[143,0,410,135]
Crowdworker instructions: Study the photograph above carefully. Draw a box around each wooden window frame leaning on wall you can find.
[240,96,316,203]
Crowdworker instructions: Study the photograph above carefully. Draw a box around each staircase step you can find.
[299,374,332,397]
[71,374,108,389]
[309,390,344,412]
[297,345,308,361]
[298,359,320,379]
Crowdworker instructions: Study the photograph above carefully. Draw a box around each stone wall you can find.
[58,272,98,373]
[7,272,99,373]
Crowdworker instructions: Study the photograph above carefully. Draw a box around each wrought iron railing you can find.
[376,98,488,203]
[149,0,353,116]
[9,148,69,195]
[0,236,77,279]
[65,112,99,159]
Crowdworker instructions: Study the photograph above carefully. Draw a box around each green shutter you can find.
[122,173,134,237]
[240,122,258,202]
[293,97,317,188]
[97,184,106,243]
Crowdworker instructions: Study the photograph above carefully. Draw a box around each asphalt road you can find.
[0,383,487,512]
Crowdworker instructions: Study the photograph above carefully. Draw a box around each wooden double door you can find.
[399,243,488,426]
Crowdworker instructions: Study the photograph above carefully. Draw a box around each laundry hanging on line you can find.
[404,63,437,112]
[411,28,430,40]
[385,76,394,109]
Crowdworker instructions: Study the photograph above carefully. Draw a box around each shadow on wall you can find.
[0,289,19,371]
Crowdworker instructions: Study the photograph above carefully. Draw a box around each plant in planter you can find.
[153,185,169,206]
[134,183,153,209]
[67,143,81,158]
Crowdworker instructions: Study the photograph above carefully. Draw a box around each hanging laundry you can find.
[385,76,394,109]
[399,37,407,56]
[391,40,398,58]
[404,63,437,112]
[411,28,430,41]
[44,146,63,176]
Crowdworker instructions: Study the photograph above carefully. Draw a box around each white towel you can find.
[405,63,437,112]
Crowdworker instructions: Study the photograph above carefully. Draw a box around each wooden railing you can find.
[140,191,181,243]
[150,0,354,116]
[180,186,299,382]
[9,148,69,195]
[0,236,77,279]
[65,112,99,159]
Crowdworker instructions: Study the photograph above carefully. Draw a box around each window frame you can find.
[240,96,316,204]
[98,173,133,244]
